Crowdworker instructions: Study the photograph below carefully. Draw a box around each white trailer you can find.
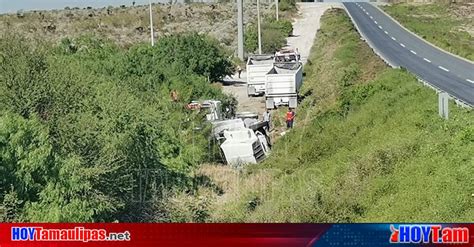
[246,55,274,96]
[265,62,303,109]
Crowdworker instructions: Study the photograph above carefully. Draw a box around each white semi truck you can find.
[246,55,274,96]
[246,49,301,98]
[265,62,303,109]
[219,127,269,166]
[211,117,270,166]
[191,99,270,166]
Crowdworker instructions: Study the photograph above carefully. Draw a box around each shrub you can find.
[0,33,235,222]
[152,33,234,81]
[279,0,296,11]
[244,19,290,54]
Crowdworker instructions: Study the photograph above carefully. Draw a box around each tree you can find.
[152,33,234,81]
[0,33,236,222]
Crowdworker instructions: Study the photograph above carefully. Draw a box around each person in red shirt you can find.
[286,108,295,129]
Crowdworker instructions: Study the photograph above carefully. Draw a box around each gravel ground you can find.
[285,3,339,65]
[222,3,338,118]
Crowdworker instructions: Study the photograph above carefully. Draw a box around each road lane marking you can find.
[384,31,388,34]
[410,50,417,55]
[374,21,378,24]
[391,36,396,41]
[370,16,373,19]
[466,79,474,83]
[400,43,405,47]
[378,25,382,29]
[423,58,431,63]
[438,66,449,72]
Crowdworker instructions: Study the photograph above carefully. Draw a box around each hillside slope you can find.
[0,3,273,49]
[208,8,474,222]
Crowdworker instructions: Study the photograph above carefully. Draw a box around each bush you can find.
[279,0,296,11]
[244,19,290,54]
[0,33,235,222]
[152,33,234,81]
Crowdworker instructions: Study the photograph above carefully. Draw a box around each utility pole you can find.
[257,0,262,54]
[149,0,155,46]
[237,0,244,60]
[275,0,279,21]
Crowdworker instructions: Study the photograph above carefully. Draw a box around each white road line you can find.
[366,12,369,15]
[370,16,373,19]
[400,43,405,47]
[423,58,431,63]
[374,21,378,24]
[410,50,417,55]
[391,37,396,41]
[384,31,388,34]
[466,79,474,83]
[438,66,449,72]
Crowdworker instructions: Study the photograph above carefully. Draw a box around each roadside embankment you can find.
[209,8,474,222]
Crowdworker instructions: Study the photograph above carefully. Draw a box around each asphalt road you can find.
[343,2,474,106]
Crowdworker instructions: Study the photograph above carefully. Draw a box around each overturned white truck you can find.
[265,62,303,109]
[211,114,270,167]
[246,55,274,96]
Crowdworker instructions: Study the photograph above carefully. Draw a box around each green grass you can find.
[383,3,474,61]
[210,8,474,223]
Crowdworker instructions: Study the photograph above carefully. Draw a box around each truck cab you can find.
[274,48,300,63]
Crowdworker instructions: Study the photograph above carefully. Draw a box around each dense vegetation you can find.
[244,2,294,54]
[383,3,473,60]
[0,33,235,222]
[210,9,474,222]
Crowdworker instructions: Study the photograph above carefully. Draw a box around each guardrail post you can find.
[438,92,449,119]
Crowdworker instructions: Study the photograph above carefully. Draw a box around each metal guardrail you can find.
[341,3,473,109]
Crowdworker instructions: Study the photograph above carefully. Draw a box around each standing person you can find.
[286,108,295,129]
[237,65,242,79]
[263,109,271,131]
